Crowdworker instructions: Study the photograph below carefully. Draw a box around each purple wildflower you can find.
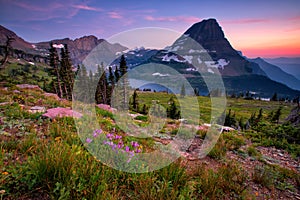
[117,141,124,149]
[125,146,130,152]
[93,129,103,138]
[131,141,139,148]
[86,138,92,143]
[135,149,141,153]
[106,133,114,140]
[115,135,122,140]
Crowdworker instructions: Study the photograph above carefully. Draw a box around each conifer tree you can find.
[0,36,15,67]
[180,84,186,98]
[131,89,139,112]
[49,42,63,97]
[95,64,109,104]
[118,55,129,109]
[59,44,75,100]
[114,66,120,83]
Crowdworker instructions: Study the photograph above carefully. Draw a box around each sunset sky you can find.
[0,0,299,58]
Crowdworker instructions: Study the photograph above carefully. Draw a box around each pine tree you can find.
[180,84,186,98]
[114,66,120,83]
[0,36,15,67]
[108,66,115,87]
[59,44,75,100]
[167,97,180,119]
[118,55,129,109]
[95,64,109,104]
[224,109,236,127]
[271,92,278,101]
[271,107,282,124]
[49,42,63,97]
[131,89,139,112]
[75,64,90,103]
[257,108,263,121]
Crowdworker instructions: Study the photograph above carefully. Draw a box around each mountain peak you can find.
[184,18,224,41]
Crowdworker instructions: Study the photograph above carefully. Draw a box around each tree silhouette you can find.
[0,36,15,67]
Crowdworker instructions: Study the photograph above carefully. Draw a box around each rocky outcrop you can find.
[286,106,300,127]
[42,107,82,119]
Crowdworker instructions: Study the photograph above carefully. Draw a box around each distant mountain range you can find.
[249,58,300,91]
[0,19,299,98]
[263,57,300,81]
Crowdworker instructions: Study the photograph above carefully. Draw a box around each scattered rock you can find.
[96,104,116,112]
[42,107,82,119]
[13,90,20,93]
[286,106,300,127]
[29,106,46,113]
[44,93,60,100]
[16,84,42,91]
[0,102,10,106]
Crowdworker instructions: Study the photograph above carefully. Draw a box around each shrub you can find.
[247,146,260,157]
[194,162,248,199]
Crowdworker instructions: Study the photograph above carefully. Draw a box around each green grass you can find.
[0,85,299,199]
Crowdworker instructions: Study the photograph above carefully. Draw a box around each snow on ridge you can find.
[186,68,197,72]
[217,59,230,69]
[162,54,185,63]
[52,44,64,48]
[205,59,230,69]
[152,72,170,77]
[197,57,202,64]
[182,55,193,64]
[207,68,214,74]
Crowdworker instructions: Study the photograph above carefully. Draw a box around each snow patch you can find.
[186,68,197,72]
[217,59,230,69]
[28,62,35,65]
[162,54,185,63]
[152,72,170,77]
[197,57,202,64]
[52,44,64,48]
[207,68,214,74]
[182,55,193,64]
[32,44,36,49]
[205,59,230,69]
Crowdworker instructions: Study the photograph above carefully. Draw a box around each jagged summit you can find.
[184,18,225,41]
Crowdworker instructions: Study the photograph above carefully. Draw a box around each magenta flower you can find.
[135,149,141,153]
[131,141,139,148]
[93,129,103,138]
[86,138,92,143]
[125,146,130,152]
[115,135,122,140]
[117,141,124,149]
[106,133,114,140]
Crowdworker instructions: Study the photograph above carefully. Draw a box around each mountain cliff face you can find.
[0,25,34,52]
[184,19,265,76]
[35,36,126,66]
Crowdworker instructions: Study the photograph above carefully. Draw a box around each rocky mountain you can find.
[0,25,34,52]
[249,57,300,91]
[0,25,127,66]
[0,21,299,98]
[35,36,127,66]
[183,19,266,76]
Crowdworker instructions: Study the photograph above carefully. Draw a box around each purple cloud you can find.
[222,18,270,24]
[145,15,201,23]
[72,4,103,12]
[108,11,123,19]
